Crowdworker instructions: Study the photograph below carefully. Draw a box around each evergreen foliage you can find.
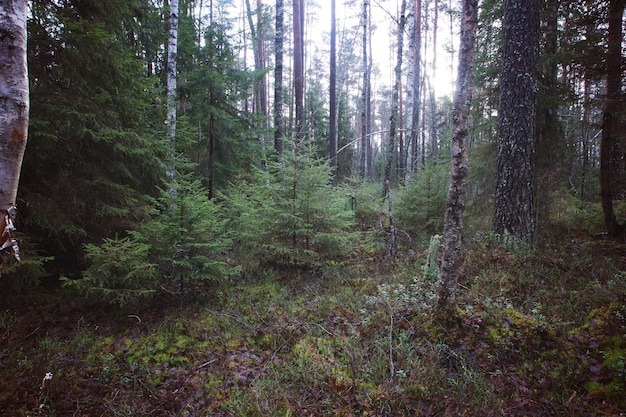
[396,161,449,238]
[227,142,356,271]
[23,0,164,255]
[62,236,156,308]
[134,173,232,294]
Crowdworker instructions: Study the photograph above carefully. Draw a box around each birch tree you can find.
[166,0,179,191]
[0,0,29,208]
[436,0,478,309]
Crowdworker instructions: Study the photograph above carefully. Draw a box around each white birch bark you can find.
[0,0,29,208]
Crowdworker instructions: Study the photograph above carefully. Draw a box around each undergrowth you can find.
[0,199,625,416]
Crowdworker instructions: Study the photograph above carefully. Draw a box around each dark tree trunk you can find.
[600,0,625,238]
[274,0,284,154]
[436,0,478,309]
[493,0,540,245]
[292,0,305,143]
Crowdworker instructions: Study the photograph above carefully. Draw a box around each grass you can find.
[1,212,625,415]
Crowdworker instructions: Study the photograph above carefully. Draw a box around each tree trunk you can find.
[359,0,369,179]
[292,0,305,143]
[493,0,540,245]
[329,0,338,185]
[166,0,179,192]
[436,0,478,309]
[409,0,422,174]
[274,0,285,154]
[0,0,29,208]
[383,0,407,195]
[600,0,625,238]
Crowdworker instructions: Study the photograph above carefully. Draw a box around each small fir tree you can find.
[228,141,356,270]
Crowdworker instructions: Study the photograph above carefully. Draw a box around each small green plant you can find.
[227,141,356,270]
[62,236,156,307]
[135,173,232,295]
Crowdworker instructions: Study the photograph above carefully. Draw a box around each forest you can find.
[0,0,625,415]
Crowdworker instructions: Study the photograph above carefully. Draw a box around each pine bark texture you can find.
[0,0,29,208]
[436,0,478,308]
[493,0,539,244]
[600,0,625,238]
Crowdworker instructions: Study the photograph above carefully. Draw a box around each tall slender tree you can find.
[329,0,338,185]
[274,0,285,154]
[409,0,422,174]
[0,0,29,208]
[166,0,179,193]
[383,0,407,193]
[436,0,478,309]
[599,0,625,238]
[293,0,305,143]
[493,0,540,245]
[359,0,370,178]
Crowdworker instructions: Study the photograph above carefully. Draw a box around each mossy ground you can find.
[1,231,625,416]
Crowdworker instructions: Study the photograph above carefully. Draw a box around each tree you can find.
[274,0,285,154]
[0,0,29,208]
[383,0,407,193]
[166,0,179,193]
[599,0,625,238]
[329,0,338,185]
[359,0,371,179]
[408,0,422,174]
[493,0,540,245]
[436,0,478,309]
[293,0,305,142]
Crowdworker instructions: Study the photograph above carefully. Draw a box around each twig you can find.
[196,359,217,369]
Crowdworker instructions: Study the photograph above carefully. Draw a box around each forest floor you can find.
[1,229,625,416]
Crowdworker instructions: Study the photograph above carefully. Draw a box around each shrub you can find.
[396,162,449,239]
[62,236,156,307]
[227,142,356,271]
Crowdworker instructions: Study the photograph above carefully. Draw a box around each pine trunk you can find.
[493,0,540,245]
[0,0,29,208]
[274,0,284,154]
[292,0,305,143]
[600,0,625,238]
